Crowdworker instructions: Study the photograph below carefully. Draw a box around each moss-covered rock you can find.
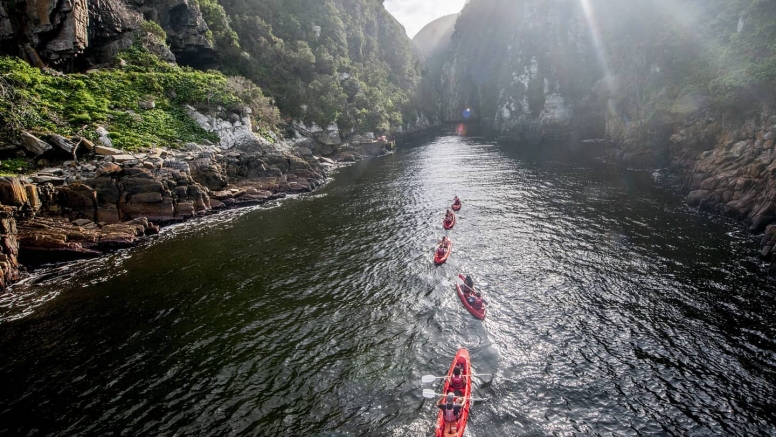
[0,47,281,152]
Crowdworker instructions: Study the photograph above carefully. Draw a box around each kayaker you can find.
[437,392,463,423]
[436,245,447,258]
[463,275,475,292]
[448,366,466,396]
[453,196,460,206]
[472,292,486,310]
[445,209,453,222]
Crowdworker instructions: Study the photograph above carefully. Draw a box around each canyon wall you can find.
[0,0,214,68]
[440,0,776,256]
[439,0,604,141]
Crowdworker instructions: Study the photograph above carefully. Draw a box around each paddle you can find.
[455,275,478,295]
[422,389,487,402]
[421,373,493,384]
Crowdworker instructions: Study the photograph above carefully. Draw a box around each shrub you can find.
[0,47,276,151]
[140,20,167,41]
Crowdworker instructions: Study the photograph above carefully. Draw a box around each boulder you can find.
[85,177,121,204]
[112,154,136,163]
[122,178,164,195]
[31,175,66,185]
[24,184,41,212]
[0,177,30,207]
[95,145,122,156]
[96,162,122,175]
[124,217,149,228]
[686,190,710,207]
[58,184,97,219]
[96,205,121,223]
[79,137,95,150]
[47,134,75,154]
[21,132,52,155]
[119,198,174,222]
[95,127,113,149]
[130,192,163,203]
[175,201,196,217]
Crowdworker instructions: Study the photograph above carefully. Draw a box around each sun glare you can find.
[578,0,610,80]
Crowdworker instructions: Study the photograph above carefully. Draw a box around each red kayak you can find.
[434,239,452,265]
[452,200,461,211]
[443,212,456,230]
[456,274,486,320]
[435,348,472,437]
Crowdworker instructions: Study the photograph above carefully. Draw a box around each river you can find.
[1,134,775,436]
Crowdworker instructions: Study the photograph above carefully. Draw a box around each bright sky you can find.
[384,0,467,39]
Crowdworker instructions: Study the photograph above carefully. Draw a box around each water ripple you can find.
[0,135,775,436]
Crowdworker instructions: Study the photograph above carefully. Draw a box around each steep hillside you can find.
[412,14,457,59]
[0,0,414,289]
[438,0,776,256]
[202,0,425,134]
[0,0,428,137]
[440,0,776,146]
[439,0,603,139]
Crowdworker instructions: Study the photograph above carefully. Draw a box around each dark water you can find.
[1,135,775,436]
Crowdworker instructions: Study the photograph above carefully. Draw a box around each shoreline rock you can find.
[602,101,776,263]
[0,129,400,288]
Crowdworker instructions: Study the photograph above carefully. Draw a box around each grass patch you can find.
[0,47,255,151]
[0,158,32,176]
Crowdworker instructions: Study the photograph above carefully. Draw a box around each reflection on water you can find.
[1,135,775,436]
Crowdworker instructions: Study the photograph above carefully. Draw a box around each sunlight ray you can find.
[577,0,610,79]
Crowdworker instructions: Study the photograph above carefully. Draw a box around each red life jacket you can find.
[450,374,465,390]
[437,247,446,257]
[473,297,483,310]
[443,403,459,422]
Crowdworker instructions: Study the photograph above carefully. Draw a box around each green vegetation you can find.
[598,0,776,117]
[0,47,280,151]
[0,158,32,176]
[202,0,423,133]
[192,0,240,50]
[706,0,776,106]
[441,0,776,126]
[139,20,167,41]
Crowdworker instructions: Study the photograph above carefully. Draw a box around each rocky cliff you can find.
[0,0,402,290]
[437,0,776,258]
[0,0,214,69]
[0,110,393,285]
[439,0,604,141]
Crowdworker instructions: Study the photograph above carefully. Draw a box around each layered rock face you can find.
[440,0,604,142]
[606,102,776,258]
[0,0,214,68]
[0,205,20,289]
[0,113,395,285]
[0,133,327,266]
[676,107,776,231]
